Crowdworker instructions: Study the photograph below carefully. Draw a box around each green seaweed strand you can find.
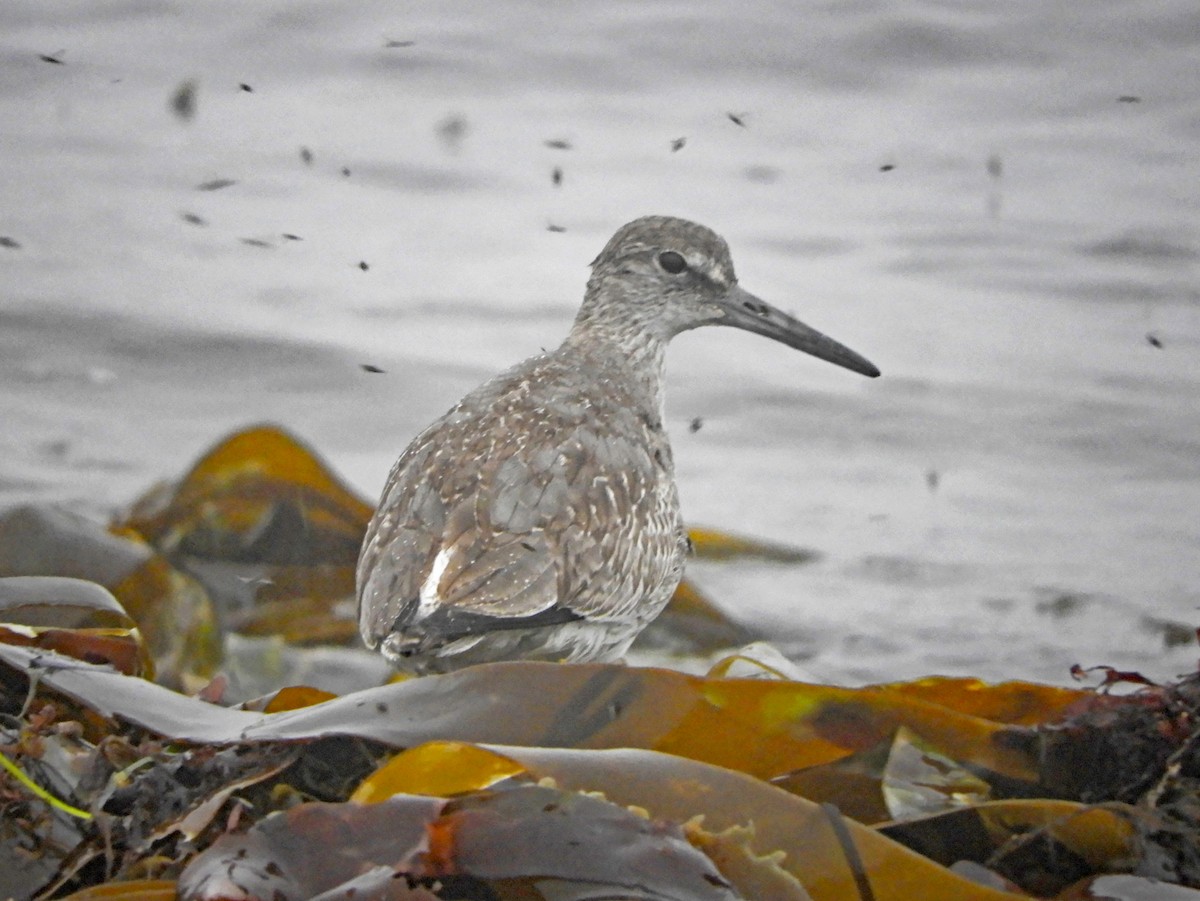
[0,749,93,820]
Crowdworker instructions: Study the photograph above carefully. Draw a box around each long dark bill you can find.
[717,285,880,378]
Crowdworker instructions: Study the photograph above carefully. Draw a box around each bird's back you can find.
[356,345,686,673]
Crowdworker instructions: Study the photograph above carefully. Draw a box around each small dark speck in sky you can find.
[1146,333,1163,348]
[361,364,386,373]
[436,114,468,151]
[171,80,198,121]
[196,178,236,191]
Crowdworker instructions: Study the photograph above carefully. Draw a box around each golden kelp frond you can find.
[120,424,372,563]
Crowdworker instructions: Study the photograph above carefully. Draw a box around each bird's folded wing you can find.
[358,417,664,637]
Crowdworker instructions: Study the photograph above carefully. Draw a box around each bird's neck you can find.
[561,312,669,420]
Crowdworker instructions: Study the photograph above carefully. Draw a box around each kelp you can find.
[120,425,372,565]
[0,646,1051,788]
[0,508,219,688]
[180,784,744,901]
[687,527,818,563]
[0,577,150,678]
[1,424,1199,899]
[2,639,1199,899]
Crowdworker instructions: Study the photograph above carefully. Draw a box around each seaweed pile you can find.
[1,426,1198,900]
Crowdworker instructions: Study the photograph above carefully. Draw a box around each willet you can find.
[357,216,879,674]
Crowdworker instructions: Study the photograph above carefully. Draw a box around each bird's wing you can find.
[357,401,678,648]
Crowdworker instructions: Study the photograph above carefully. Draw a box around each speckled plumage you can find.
[357,216,879,674]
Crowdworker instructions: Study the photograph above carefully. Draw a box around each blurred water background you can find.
[1,0,1198,685]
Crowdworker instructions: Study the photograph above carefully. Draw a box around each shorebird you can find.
[357,216,879,674]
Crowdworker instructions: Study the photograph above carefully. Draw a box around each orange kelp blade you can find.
[864,676,1096,726]
[107,555,221,688]
[119,424,372,563]
[687,527,818,563]
[351,740,528,802]
[0,648,1046,789]
[0,576,151,677]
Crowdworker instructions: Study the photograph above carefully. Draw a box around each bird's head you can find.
[577,215,879,378]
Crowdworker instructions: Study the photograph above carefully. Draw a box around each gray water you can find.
[2,0,1198,685]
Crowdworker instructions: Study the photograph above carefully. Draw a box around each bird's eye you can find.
[657,251,688,274]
